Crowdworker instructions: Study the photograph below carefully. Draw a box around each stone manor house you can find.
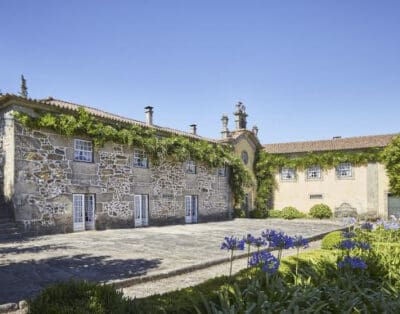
[0,94,399,236]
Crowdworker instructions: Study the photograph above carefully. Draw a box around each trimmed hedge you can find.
[28,280,133,314]
[267,209,282,218]
[321,231,343,250]
[309,204,333,219]
[280,206,306,219]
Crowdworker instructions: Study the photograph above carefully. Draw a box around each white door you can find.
[85,194,95,230]
[135,195,149,227]
[185,195,198,224]
[73,194,85,231]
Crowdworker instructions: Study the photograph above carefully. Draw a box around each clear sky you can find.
[1,0,399,144]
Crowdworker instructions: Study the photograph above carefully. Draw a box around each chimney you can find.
[190,124,197,135]
[221,114,230,139]
[145,106,153,126]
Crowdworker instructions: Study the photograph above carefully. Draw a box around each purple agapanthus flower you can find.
[251,236,267,248]
[293,235,309,249]
[243,234,255,245]
[343,217,357,225]
[338,239,357,250]
[342,231,356,239]
[262,229,294,249]
[360,222,374,231]
[357,242,371,250]
[221,236,245,251]
[338,256,367,270]
[384,222,400,231]
[249,250,280,274]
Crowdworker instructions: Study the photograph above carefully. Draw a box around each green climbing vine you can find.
[255,147,386,209]
[382,135,400,196]
[14,108,251,205]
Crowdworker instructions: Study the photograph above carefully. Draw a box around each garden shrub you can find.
[280,206,306,219]
[28,280,133,314]
[249,209,267,218]
[321,231,343,250]
[309,203,333,219]
[267,209,282,218]
[234,207,246,218]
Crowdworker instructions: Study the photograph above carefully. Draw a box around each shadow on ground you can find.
[0,254,162,304]
[0,244,73,256]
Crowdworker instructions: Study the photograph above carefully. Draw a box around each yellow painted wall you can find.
[273,163,390,217]
[232,133,257,210]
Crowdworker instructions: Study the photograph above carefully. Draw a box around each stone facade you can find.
[12,123,231,235]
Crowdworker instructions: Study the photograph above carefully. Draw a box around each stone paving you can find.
[0,218,344,304]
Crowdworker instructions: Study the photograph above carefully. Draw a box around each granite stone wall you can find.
[12,123,232,235]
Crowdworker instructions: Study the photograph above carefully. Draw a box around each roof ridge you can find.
[264,133,398,147]
[37,96,218,143]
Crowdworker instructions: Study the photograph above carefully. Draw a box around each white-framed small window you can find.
[186,161,196,174]
[280,167,296,181]
[74,139,93,162]
[306,166,322,180]
[133,149,148,168]
[336,163,353,178]
[217,166,227,177]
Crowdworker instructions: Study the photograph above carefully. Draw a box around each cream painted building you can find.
[264,135,399,219]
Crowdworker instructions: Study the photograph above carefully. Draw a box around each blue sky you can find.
[1,0,399,144]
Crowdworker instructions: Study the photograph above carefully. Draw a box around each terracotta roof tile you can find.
[264,134,398,154]
[0,94,217,143]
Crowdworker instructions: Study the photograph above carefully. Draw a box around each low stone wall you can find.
[12,123,232,235]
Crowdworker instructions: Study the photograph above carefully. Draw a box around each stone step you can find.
[0,218,13,224]
[0,232,22,241]
[0,223,17,229]
[0,227,19,235]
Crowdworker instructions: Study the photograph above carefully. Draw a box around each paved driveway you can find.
[0,218,343,304]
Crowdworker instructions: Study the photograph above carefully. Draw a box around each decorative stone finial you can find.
[221,114,230,139]
[252,125,259,137]
[233,101,248,130]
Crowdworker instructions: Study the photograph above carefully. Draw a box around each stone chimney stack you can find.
[221,114,230,139]
[252,125,259,137]
[233,102,248,130]
[190,124,197,135]
[145,106,153,126]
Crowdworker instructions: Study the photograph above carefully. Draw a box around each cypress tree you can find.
[20,74,28,98]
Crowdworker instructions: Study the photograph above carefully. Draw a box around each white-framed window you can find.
[74,139,93,162]
[280,167,296,181]
[134,194,149,226]
[217,166,227,177]
[73,194,95,231]
[306,166,322,180]
[186,160,196,174]
[336,162,353,178]
[133,149,148,168]
[185,195,198,223]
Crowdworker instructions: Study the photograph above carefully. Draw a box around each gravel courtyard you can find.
[0,218,343,304]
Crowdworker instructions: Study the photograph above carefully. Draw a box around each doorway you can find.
[185,195,198,223]
[73,194,95,231]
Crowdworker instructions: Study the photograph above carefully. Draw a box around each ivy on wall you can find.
[382,135,400,197]
[255,148,386,210]
[14,108,251,205]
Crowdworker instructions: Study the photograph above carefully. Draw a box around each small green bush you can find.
[309,204,333,219]
[321,231,343,250]
[234,207,246,218]
[249,209,267,218]
[267,209,282,218]
[29,280,132,314]
[280,206,306,219]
